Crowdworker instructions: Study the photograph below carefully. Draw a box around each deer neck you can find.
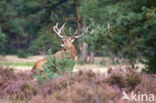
[63,44,76,59]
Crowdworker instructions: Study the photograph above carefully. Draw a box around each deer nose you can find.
[61,44,64,47]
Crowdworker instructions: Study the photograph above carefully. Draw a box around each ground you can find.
[0,55,144,73]
[0,55,153,103]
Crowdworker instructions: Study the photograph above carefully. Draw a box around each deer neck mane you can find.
[63,44,76,59]
[63,44,76,53]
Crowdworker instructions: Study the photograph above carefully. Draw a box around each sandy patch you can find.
[0,55,44,63]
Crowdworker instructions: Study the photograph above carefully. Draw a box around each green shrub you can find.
[142,54,156,74]
[0,28,6,47]
[28,33,60,54]
[17,50,28,58]
[36,50,75,82]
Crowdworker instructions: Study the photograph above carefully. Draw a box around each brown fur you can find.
[31,44,76,74]
[31,58,47,74]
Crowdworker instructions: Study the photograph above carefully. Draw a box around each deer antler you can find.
[74,29,78,35]
[53,22,66,38]
[74,26,89,38]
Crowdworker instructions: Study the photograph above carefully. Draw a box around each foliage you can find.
[0,67,37,100]
[0,66,156,102]
[143,54,156,73]
[0,0,156,73]
[80,0,156,70]
[29,29,60,54]
[0,28,6,46]
[0,0,76,54]
[17,50,29,58]
[106,67,141,91]
[79,20,102,52]
[31,69,156,103]
[35,50,75,82]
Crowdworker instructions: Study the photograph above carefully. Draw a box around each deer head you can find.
[53,22,88,49]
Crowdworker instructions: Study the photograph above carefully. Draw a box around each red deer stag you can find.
[31,23,88,73]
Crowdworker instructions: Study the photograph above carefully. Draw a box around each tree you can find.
[80,0,156,70]
[0,0,77,54]
[0,28,5,47]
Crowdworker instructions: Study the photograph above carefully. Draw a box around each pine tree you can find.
[80,0,156,71]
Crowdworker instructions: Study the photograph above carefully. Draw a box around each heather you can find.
[0,66,156,103]
[0,67,37,100]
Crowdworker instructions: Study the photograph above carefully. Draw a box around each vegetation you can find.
[35,51,75,82]
[0,0,156,102]
[0,66,155,103]
[17,50,29,58]
[0,0,155,72]
[80,0,156,70]
[0,62,34,66]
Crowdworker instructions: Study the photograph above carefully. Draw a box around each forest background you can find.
[0,0,155,73]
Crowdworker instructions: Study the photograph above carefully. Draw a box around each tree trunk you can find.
[88,52,95,64]
[75,8,81,32]
[73,2,89,63]
[77,18,89,63]
[78,42,88,63]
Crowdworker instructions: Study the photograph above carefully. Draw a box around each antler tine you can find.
[90,29,94,34]
[53,24,57,32]
[53,22,64,38]
[74,29,78,35]
[61,29,66,36]
[60,23,66,36]
[74,26,89,39]
[86,26,89,32]
[69,27,72,35]
[54,22,60,32]
[60,23,65,30]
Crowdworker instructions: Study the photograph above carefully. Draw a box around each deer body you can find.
[31,23,88,74]
[31,44,76,73]
[31,58,47,73]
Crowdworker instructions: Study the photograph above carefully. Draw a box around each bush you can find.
[0,67,37,100]
[35,50,75,82]
[106,67,141,92]
[17,50,28,58]
[143,54,156,74]
[0,28,6,47]
[28,33,60,54]
[30,70,156,103]
[0,66,156,102]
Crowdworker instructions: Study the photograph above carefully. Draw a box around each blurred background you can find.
[0,0,155,73]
